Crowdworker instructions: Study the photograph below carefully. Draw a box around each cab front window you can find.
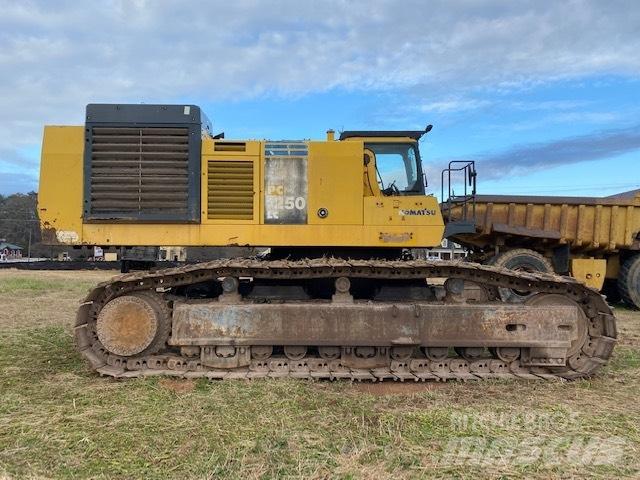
[365,143,423,195]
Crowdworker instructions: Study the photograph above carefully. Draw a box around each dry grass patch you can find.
[0,270,638,479]
[0,269,115,330]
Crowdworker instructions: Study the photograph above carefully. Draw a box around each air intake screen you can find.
[88,126,189,217]
[207,160,254,220]
[214,142,246,152]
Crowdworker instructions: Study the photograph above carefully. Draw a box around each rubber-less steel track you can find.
[74,259,618,382]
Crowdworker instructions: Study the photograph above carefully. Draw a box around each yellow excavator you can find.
[38,104,616,381]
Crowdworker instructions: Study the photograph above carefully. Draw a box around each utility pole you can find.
[28,225,32,261]
[25,204,32,261]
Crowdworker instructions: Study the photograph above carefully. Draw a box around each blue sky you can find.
[1,0,639,198]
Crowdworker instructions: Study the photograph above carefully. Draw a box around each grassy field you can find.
[0,269,639,479]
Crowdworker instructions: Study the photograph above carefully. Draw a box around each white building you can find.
[411,239,467,261]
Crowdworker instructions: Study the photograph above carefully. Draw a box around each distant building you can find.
[0,240,23,261]
[411,239,467,261]
[159,246,187,262]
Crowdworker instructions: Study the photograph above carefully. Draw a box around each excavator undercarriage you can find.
[77,259,616,381]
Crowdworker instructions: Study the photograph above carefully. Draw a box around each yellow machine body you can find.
[39,125,444,249]
[37,105,621,382]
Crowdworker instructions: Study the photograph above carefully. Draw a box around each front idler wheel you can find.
[95,292,171,357]
[525,293,588,359]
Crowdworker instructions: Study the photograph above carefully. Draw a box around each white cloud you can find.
[509,100,592,111]
[419,98,492,113]
[1,0,640,192]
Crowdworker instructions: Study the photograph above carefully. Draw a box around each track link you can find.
[74,259,618,382]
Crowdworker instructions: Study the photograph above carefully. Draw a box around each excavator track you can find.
[74,259,617,382]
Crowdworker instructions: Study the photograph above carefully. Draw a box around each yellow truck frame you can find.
[445,192,640,307]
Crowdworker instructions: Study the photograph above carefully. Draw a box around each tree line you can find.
[0,192,47,257]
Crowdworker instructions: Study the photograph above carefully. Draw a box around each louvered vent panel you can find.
[89,126,189,216]
[208,160,254,220]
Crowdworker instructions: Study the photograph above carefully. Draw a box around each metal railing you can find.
[441,160,477,224]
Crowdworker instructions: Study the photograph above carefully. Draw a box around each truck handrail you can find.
[441,160,477,223]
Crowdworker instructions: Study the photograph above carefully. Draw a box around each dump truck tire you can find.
[619,254,640,310]
[489,249,554,303]
[602,279,621,305]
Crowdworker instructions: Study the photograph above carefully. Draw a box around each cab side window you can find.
[365,143,421,194]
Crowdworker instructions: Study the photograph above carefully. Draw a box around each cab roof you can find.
[339,127,432,141]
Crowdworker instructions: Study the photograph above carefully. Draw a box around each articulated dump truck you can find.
[38,104,617,381]
[443,192,640,309]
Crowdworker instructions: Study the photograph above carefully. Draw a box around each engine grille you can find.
[88,126,190,217]
[207,160,254,220]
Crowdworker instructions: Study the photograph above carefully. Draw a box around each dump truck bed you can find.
[446,192,640,254]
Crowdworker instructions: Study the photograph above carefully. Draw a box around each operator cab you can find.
[339,126,432,196]
[365,142,422,196]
